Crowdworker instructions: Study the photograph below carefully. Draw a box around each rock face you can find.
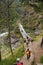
[11,37,19,44]
[4,35,19,45]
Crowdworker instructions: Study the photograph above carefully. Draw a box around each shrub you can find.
[40,56,43,63]
[31,60,35,65]
[0,45,24,65]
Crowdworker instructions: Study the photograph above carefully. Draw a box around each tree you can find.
[0,44,1,62]
[0,0,16,56]
[7,0,13,56]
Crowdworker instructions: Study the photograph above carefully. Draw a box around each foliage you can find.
[33,3,43,12]
[0,45,24,65]
[31,60,35,65]
[40,56,43,63]
[0,0,43,34]
[0,0,19,33]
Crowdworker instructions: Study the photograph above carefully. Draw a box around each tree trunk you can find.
[7,0,13,56]
[0,50,1,62]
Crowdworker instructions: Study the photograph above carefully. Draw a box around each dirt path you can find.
[32,39,43,63]
[21,38,43,65]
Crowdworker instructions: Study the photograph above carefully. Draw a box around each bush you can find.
[33,3,43,13]
[31,60,35,65]
[40,56,43,63]
[0,45,24,65]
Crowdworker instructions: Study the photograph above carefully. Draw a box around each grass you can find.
[40,56,43,64]
[40,33,43,37]
[31,60,35,65]
[0,44,24,65]
[29,33,36,41]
